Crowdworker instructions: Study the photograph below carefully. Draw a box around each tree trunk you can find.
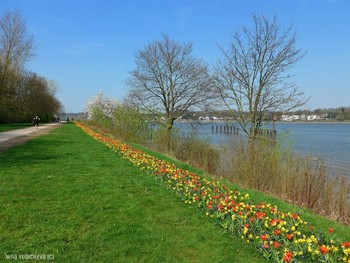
[165,119,174,151]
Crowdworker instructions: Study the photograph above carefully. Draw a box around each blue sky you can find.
[1,0,349,113]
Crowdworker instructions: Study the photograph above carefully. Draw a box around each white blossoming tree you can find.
[85,92,151,143]
[85,92,119,121]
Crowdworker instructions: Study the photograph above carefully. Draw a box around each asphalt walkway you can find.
[0,122,62,152]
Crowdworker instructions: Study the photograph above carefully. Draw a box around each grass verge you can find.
[0,123,33,132]
[0,123,261,262]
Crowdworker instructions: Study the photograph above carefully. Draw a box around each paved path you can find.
[0,123,62,152]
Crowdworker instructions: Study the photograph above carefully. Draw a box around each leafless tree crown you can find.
[214,14,308,141]
[0,9,35,69]
[127,34,214,130]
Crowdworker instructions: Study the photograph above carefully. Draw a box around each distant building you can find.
[198,116,221,121]
[300,115,307,120]
[281,114,322,121]
[280,114,300,121]
[307,115,319,121]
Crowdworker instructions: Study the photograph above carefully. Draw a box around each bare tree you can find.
[0,9,35,69]
[213,14,308,143]
[127,34,214,146]
[0,9,35,122]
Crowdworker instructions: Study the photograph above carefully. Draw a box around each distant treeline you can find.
[180,106,350,121]
[0,10,62,123]
[291,107,350,121]
[60,112,85,121]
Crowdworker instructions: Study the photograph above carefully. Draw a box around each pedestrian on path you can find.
[33,115,40,129]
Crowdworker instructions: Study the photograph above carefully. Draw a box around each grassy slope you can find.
[0,123,261,262]
[130,144,350,241]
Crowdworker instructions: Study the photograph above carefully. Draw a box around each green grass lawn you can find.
[0,123,33,132]
[0,123,262,262]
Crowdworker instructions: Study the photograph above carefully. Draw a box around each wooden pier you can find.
[257,128,277,140]
[211,125,277,141]
[212,125,239,135]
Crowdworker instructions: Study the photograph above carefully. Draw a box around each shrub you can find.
[173,135,220,174]
[112,104,151,143]
[217,136,350,223]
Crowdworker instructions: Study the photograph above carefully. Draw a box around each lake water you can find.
[174,121,350,178]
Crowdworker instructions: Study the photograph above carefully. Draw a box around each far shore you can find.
[276,120,350,124]
[176,119,350,124]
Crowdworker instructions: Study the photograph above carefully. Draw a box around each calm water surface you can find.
[174,121,350,177]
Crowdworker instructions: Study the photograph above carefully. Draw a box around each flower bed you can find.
[76,122,350,262]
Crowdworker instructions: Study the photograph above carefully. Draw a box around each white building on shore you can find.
[280,114,323,121]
